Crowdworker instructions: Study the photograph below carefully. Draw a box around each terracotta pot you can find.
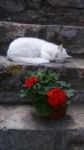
[46,105,67,120]
[34,105,67,120]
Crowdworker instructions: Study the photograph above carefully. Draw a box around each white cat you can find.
[7,37,71,64]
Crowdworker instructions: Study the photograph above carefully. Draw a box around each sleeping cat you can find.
[7,37,71,64]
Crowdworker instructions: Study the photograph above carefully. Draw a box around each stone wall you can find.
[0,0,84,25]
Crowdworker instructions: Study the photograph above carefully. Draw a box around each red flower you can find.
[24,76,38,88]
[47,88,66,107]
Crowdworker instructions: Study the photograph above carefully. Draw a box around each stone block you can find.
[0,0,24,13]
[0,22,40,44]
[0,1,84,25]
[64,129,84,150]
[46,25,84,54]
[26,0,42,9]
[47,0,84,8]
[0,130,64,150]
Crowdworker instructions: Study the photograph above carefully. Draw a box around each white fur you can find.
[7,37,71,64]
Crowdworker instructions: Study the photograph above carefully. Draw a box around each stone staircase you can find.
[0,21,84,150]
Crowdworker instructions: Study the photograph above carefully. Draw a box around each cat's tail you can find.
[7,56,50,64]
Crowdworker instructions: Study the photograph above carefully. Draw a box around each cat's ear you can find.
[58,44,63,52]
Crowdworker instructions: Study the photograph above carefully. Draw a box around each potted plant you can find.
[19,69,73,120]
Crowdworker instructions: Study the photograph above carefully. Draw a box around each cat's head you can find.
[55,44,72,62]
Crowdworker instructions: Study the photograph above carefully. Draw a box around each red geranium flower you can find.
[47,87,66,107]
[24,76,38,88]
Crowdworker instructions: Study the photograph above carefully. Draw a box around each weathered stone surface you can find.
[1,56,84,90]
[0,0,24,13]
[0,22,40,43]
[0,92,25,104]
[0,104,84,129]
[0,104,83,149]
[47,0,84,8]
[0,56,84,103]
[64,129,84,150]
[72,90,84,103]
[26,0,42,9]
[0,2,84,25]
[0,44,9,55]
[46,25,84,54]
[0,22,84,55]
[0,90,84,104]
[0,129,64,150]
[0,0,84,25]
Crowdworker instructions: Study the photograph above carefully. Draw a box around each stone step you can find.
[0,90,84,104]
[0,56,84,104]
[0,21,84,55]
[0,1,84,26]
[0,56,84,89]
[0,104,84,149]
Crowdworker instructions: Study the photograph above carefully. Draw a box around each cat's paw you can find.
[40,59,50,64]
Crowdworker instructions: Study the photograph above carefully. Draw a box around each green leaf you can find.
[65,89,74,97]
[19,89,30,98]
[33,94,52,116]
[35,102,52,116]
[19,92,26,97]
[66,100,71,105]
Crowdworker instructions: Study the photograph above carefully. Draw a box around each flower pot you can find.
[43,105,67,120]
[45,105,67,120]
[34,105,67,120]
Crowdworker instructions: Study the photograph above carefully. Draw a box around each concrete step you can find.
[0,21,84,55]
[0,104,84,149]
[0,56,84,104]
